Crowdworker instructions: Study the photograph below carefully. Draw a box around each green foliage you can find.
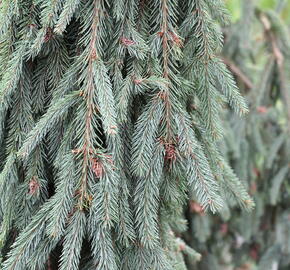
[187,1,290,269]
[0,0,252,269]
[225,0,242,22]
[258,0,276,10]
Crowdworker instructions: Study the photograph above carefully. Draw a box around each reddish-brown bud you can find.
[29,177,39,195]
[120,37,136,46]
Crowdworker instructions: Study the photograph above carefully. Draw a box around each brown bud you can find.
[44,27,53,42]
[165,143,176,162]
[92,158,104,178]
[120,37,136,46]
[29,177,39,195]
[189,201,205,216]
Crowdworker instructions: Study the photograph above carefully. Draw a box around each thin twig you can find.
[222,57,254,90]
[260,14,290,130]
[47,256,53,270]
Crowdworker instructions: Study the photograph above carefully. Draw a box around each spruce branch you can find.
[131,95,165,178]
[46,153,76,238]
[59,210,86,270]
[29,0,64,56]
[2,208,52,270]
[54,0,81,35]
[0,1,254,268]
[88,219,118,270]
[134,142,165,248]
[18,91,80,159]
[75,0,118,210]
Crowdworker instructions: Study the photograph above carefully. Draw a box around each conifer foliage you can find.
[0,1,253,269]
[186,1,290,269]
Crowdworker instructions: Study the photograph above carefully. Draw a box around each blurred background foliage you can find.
[226,0,290,22]
[185,0,290,269]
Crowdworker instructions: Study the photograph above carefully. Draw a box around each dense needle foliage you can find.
[186,1,290,269]
[0,1,253,269]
